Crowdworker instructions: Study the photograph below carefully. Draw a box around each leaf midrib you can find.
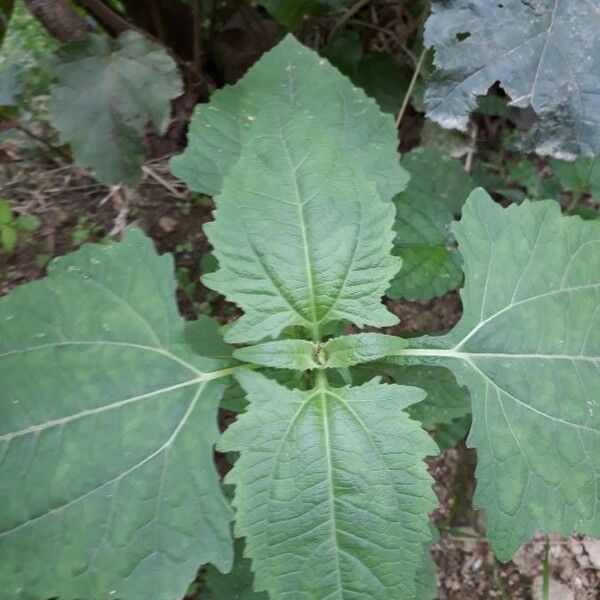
[0,340,237,442]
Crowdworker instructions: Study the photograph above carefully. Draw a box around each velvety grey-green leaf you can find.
[377,363,471,430]
[389,147,475,300]
[204,539,267,600]
[257,0,353,28]
[235,334,407,370]
[397,189,600,559]
[203,105,400,344]
[171,34,408,201]
[425,0,600,159]
[220,370,438,599]
[0,230,233,599]
[49,31,183,187]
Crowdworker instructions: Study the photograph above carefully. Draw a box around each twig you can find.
[14,123,70,160]
[142,166,187,199]
[329,0,372,40]
[395,47,427,128]
[464,121,478,173]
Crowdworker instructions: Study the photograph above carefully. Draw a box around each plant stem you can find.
[395,47,427,129]
[191,0,203,76]
[565,191,583,214]
[542,536,550,600]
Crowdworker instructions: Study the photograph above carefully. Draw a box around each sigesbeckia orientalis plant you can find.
[1,36,599,600]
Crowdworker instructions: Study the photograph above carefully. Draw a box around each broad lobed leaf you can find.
[394,190,600,558]
[0,230,233,599]
[425,0,600,159]
[220,370,438,600]
[171,34,408,201]
[389,147,475,301]
[204,104,400,343]
[50,31,183,187]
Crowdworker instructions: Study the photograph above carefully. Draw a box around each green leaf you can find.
[0,230,234,599]
[375,363,472,430]
[321,30,363,76]
[323,334,408,368]
[351,52,409,115]
[171,35,408,201]
[549,157,600,201]
[204,104,400,343]
[184,315,235,361]
[425,0,600,159]
[433,416,471,452]
[234,334,408,370]
[1,224,16,250]
[14,213,41,232]
[49,32,183,187]
[389,147,475,300]
[0,199,13,224]
[395,189,600,558]
[235,339,317,370]
[256,0,353,29]
[220,370,438,599]
[569,204,600,221]
[414,539,438,600]
[508,159,561,200]
[0,0,15,47]
[204,539,267,600]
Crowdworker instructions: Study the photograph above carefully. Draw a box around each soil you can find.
[2,157,599,599]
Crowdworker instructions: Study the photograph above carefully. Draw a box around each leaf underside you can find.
[389,147,475,301]
[0,230,232,599]
[220,371,438,600]
[425,0,600,159]
[49,31,183,187]
[171,34,408,201]
[203,104,400,344]
[395,190,600,558]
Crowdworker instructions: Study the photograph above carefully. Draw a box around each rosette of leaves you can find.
[1,35,600,600]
